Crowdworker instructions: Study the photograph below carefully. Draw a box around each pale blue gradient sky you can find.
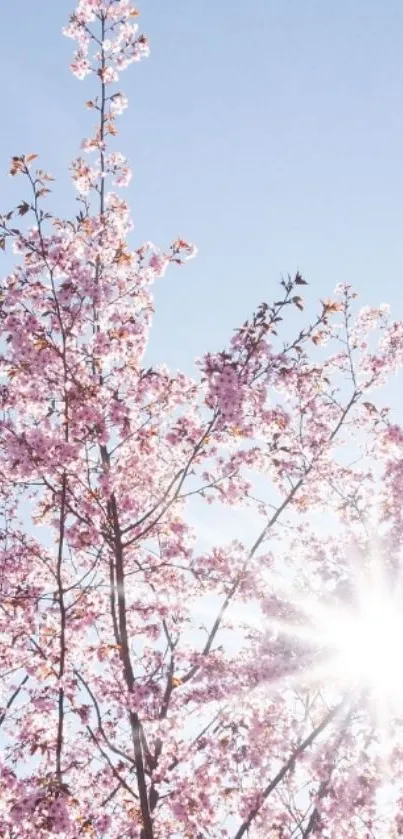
[1,0,403,376]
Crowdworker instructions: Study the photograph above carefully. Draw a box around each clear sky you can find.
[1,0,403,378]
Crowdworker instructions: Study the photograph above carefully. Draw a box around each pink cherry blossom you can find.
[1,2,403,839]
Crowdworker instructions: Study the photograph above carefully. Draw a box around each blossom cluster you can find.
[1,2,403,839]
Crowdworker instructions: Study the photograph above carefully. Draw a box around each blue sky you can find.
[1,0,403,376]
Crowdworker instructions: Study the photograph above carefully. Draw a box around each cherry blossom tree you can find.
[1,2,403,837]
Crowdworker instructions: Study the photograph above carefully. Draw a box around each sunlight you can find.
[324,590,403,699]
[256,542,403,706]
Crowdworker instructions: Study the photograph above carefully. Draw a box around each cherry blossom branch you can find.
[300,780,328,839]
[72,9,154,834]
[232,699,347,839]
[121,417,217,546]
[167,710,223,773]
[0,674,29,728]
[75,670,137,767]
[181,388,359,686]
[86,724,139,800]
[300,706,354,838]
[55,474,68,783]
[106,490,154,838]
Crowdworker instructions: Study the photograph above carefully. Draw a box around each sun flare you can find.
[325,592,403,699]
[254,560,403,712]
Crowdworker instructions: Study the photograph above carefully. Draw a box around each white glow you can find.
[325,592,403,698]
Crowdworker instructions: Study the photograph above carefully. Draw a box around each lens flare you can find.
[325,591,403,699]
